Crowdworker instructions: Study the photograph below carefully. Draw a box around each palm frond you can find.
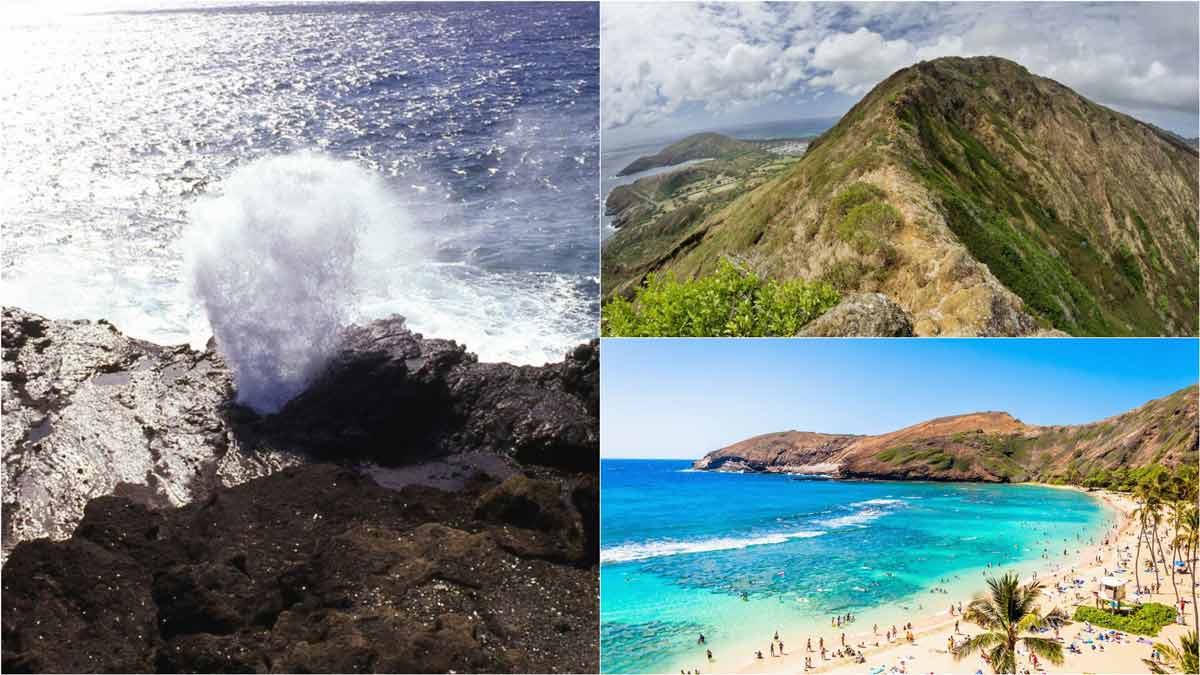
[951,631,1004,662]
[988,642,1016,674]
[1021,636,1065,666]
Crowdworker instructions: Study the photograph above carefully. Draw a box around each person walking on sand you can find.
[955,619,959,633]
[807,637,812,652]
[841,632,845,647]
[706,649,712,661]
[779,640,784,655]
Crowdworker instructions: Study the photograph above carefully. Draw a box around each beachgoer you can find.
[706,649,712,661]
[698,634,706,645]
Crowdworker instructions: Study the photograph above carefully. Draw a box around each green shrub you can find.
[830,182,887,218]
[1072,603,1176,636]
[1113,246,1145,291]
[835,201,903,256]
[602,260,839,337]
[821,259,868,290]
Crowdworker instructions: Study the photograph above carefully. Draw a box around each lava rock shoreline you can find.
[1,307,598,673]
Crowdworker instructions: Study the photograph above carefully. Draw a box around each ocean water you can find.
[0,2,599,366]
[600,459,1116,674]
[600,117,837,239]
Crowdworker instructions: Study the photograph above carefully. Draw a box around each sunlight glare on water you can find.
[0,3,599,365]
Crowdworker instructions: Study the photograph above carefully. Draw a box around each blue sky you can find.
[603,3,1200,145]
[601,339,1199,459]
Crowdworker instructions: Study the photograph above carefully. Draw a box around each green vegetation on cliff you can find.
[602,259,838,337]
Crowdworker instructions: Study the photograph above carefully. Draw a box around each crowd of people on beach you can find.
[669,499,1194,675]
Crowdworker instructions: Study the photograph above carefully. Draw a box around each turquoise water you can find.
[600,459,1116,674]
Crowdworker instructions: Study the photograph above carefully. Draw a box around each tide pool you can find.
[600,459,1116,673]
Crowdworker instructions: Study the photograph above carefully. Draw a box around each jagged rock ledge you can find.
[1,307,598,673]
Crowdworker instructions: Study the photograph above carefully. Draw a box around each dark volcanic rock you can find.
[2,307,599,672]
[2,308,597,560]
[255,318,598,473]
[2,465,599,674]
[1,307,300,564]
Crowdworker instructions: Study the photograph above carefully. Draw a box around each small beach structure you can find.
[1097,576,1128,610]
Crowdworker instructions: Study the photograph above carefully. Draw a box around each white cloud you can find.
[604,2,1200,131]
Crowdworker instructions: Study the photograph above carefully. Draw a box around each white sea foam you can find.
[851,498,907,507]
[817,508,889,529]
[601,530,825,563]
[185,152,423,413]
[813,498,908,528]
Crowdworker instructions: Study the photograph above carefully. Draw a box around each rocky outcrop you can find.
[693,386,1198,483]
[1,307,301,564]
[2,307,599,673]
[2,308,597,562]
[797,293,914,336]
[250,317,598,473]
[1,464,598,674]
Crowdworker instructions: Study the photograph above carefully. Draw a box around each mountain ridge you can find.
[692,384,1199,484]
[603,56,1199,336]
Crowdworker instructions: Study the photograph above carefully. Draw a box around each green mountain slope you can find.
[603,56,1199,336]
[616,132,763,175]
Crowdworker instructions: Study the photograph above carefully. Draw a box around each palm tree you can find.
[1142,630,1198,675]
[1180,503,1200,629]
[1133,489,1152,592]
[951,573,1067,674]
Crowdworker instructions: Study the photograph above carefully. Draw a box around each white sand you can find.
[673,488,1196,675]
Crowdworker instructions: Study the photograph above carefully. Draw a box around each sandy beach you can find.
[685,487,1197,675]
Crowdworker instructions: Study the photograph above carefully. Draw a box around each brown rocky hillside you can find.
[693,385,1198,483]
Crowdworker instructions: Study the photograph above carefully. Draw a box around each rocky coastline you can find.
[1,307,598,673]
[692,387,1198,483]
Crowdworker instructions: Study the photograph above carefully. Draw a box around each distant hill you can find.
[617,132,763,175]
[604,56,1199,336]
[693,385,1199,485]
